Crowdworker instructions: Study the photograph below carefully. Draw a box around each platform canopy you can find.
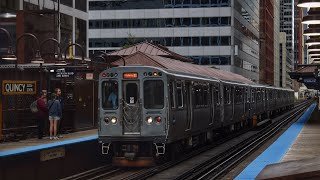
[289,64,320,90]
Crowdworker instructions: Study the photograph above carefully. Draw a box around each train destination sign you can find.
[2,80,36,95]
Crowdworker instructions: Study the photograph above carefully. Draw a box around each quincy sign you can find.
[2,80,36,95]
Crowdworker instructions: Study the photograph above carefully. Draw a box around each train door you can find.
[122,81,141,135]
[185,82,192,130]
[231,86,235,121]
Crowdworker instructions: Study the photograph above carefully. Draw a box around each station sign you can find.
[40,147,65,161]
[304,78,316,83]
[2,80,36,95]
[56,68,74,78]
[315,68,320,78]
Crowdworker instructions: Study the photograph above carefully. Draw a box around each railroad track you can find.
[173,101,312,180]
[60,165,126,180]
[120,100,311,180]
[62,100,311,180]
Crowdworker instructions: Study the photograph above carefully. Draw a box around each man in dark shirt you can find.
[36,90,48,139]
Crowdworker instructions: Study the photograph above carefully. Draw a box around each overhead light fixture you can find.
[298,0,320,8]
[2,46,17,61]
[31,50,44,64]
[306,38,320,46]
[304,28,320,36]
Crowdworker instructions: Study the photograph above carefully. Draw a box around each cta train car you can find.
[98,65,294,166]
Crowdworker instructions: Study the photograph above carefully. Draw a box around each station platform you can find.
[236,103,319,180]
[0,129,97,156]
[0,129,107,180]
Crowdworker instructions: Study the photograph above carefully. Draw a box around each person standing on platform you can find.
[55,88,64,137]
[36,90,48,139]
[48,93,62,140]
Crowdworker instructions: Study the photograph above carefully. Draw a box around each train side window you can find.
[251,89,255,103]
[235,87,243,104]
[176,81,184,109]
[214,85,220,105]
[224,86,231,104]
[194,83,203,107]
[246,88,250,102]
[203,84,209,106]
[169,81,176,109]
[102,81,118,109]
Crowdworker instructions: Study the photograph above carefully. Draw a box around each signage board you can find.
[40,147,65,161]
[2,80,36,95]
[86,73,94,80]
[304,78,317,83]
[56,68,74,78]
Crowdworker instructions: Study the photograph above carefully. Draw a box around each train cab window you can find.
[144,80,164,109]
[176,81,184,109]
[125,83,139,104]
[102,81,118,109]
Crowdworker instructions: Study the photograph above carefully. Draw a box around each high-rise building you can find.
[259,0,274,86]
[0,0,88,59]
[279,32,292,88]
[280,0,294,89]
[274,0,280,87]
[88,0,260,82]
[294,0,303,68]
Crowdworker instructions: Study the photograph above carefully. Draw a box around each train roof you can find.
[111,51,255,85]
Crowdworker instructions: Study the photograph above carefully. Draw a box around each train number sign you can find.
[2,80,36,95]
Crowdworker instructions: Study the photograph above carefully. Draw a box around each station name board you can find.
[2,80,36,95]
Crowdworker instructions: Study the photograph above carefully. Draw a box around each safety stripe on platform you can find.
[235,103,317,180]
[0,135,98,157]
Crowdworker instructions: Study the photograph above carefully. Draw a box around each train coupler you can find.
[102,143,111,154]
[154,143,166,156]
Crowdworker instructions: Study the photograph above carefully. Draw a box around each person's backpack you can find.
[30,100,38,113]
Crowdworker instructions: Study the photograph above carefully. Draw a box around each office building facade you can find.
[88,0,259,82]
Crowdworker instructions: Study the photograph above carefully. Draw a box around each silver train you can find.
[98,65,294,166]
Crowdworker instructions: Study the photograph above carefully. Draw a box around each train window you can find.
[251,89,255,103]
[125,83,138,104]
[203,84,209,106]
[144,80,164,109]
[235,87,243,104]
[256,89,261,102]
[169,81,176,109]
[246,88,250,102]
[224,86,231,104]
[101,81,118,109]
[214,86,220,105]
[194,84,203,107]
[176,81,184,109]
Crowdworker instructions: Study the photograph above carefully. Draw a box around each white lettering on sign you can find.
[5,83,26,92]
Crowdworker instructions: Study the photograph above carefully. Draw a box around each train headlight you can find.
[155,116,161,123]
[104,117,110,124]
[146,117,153,124]
[111,117,117,124]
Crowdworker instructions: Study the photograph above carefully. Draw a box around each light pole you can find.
[40,38,64,63]
[16,33,44,90]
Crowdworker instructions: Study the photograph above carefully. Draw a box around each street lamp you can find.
[0,27,17,61]
[298,0,320,8]
[16,33,44,64]
[40,38,63,61]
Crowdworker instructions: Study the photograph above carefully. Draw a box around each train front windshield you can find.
[144,80,164,109]
[102,81,119,109]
